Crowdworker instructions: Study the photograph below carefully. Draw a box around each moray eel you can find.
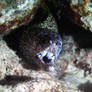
[19,27,62,71]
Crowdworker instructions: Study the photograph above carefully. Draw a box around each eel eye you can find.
[42,56,51,64]
[38,53,42,57]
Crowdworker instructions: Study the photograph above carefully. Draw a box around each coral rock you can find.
[0,0,42,34]
[67,0,92,32]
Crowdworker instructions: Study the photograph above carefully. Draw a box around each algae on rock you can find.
[0,0,42,34]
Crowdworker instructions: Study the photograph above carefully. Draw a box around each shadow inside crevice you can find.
[58,15,92,49]
[0,75,51,86]
[3,25,40,71]
[0,75,33,86]
[44,0,92,48]
[78,81,92,92]
[3,26,23,52]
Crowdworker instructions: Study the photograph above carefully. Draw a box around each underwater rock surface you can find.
[1,3,92,92]
[0,0,42,34]
[69,0,92,32]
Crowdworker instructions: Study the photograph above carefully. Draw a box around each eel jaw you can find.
[36,39,62,71]
[37,48,55,66]
[37,41,62,64]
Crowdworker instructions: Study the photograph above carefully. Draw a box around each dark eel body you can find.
[19,27,62,71]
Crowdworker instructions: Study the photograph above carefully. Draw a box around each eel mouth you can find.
[36,43,56,65]
[42,55,52,64]
[37,51,55,65]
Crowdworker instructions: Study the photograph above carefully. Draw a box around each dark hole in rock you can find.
[29,2,49,25]
[42,55,51,64]
[59,16,92,48]
[3,25,40,70]
[0,75,33,86]
[45,0,92,48]
[78,81,92,92]
[4,27,23,52]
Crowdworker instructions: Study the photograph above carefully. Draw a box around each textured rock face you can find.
[70,0,92,32]
[0,0,42,34]
[19,27,62,71]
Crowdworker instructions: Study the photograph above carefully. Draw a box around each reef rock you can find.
[69,0,92,32]
[0,0,42,34]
